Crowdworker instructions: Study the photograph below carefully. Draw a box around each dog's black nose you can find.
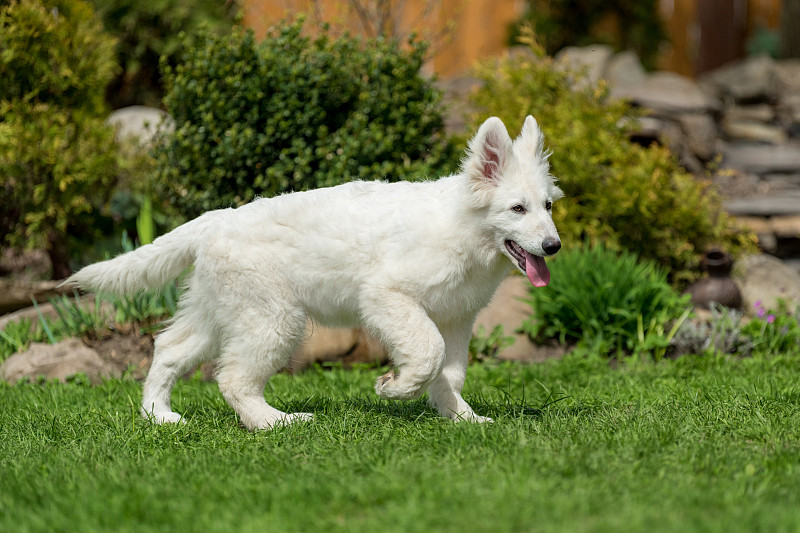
[542,237,561,256]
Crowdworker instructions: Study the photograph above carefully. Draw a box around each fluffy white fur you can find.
[65,115,563,430]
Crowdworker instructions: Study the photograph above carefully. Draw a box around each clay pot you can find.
[685,248,742,310]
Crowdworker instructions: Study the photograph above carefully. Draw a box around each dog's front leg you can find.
[427,319,493,423]
[363,292,446,401]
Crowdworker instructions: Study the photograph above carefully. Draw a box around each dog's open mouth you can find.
[505,240,550,288]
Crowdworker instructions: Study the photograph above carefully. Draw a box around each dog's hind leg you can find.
[364,292,446,401]
[142,314,218,424]
[216,309,312,431]
[427,319,492,423]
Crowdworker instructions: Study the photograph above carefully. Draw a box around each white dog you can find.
[66,116,563,430]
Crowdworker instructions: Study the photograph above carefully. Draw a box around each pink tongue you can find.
[524,251,550,287]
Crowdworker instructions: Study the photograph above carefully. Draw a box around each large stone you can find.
[288,324,385,371]
[0,279,68,315]
[676,113,718,160]
[603,50,647,88]
[725,193,800,217]
[612,72,721,113]
[734,254,800,313]
[701,55,777,101]
[724,104,775,123]
[473,275,565,362]
[774,60,800,126]
[555,44,614,88]
[1,338,119,384]
[720,141,800,174]
[106,106,172,145]
[721,118,786,144]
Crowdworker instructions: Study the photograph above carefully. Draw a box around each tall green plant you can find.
[469,32,756,284]
[152,20,458,219]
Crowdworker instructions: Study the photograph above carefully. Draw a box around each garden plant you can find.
[0,0,120,278]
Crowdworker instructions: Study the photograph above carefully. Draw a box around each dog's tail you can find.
[63,212,216,295]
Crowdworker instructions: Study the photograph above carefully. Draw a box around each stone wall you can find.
[555,45,800,269]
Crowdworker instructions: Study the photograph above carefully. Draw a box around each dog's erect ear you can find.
[465,117,512,186]
[514,115,545,157]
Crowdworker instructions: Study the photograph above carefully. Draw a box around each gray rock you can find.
[734,254,800,313]
[724,104,775,123]
[1,338,119,384]
[775,60,800,126]
[720,141,800,174]
[627,116,665,141]
[721,118,786,144]
[555,44,614,88]
[106,106,172,145]
[676,113,718,160]
[604,50,647,88]
[612,72,721,113]
[724,193,800,216]
[701,55,777,101]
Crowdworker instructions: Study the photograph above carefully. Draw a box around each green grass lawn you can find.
[2,354,800,533]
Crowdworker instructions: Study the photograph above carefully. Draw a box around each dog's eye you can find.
[546,200,552,210]
[511,204,526,214]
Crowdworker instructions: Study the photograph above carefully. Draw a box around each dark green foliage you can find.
[152,20,459,219]
[469,34,757,284]
[511,0,667,69]
[89,0,239,108]
[0,0,119,278]
[0,0,118,114]
[521,243,691,356]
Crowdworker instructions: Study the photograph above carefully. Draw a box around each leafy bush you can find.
[510,0,667,69]
[520,243,691,357]
[0,103,118,278]
[90,0,239,108]
[468,33,757,284]
[0,0,118,114]
[0,0,119,278]
[152,20,459,219]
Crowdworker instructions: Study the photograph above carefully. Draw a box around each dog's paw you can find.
[142,410,185,425]
[374,370,423,400]
[257,412,314,431]
[449,411,493,424]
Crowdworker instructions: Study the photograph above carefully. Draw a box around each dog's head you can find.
[463,115,563,287]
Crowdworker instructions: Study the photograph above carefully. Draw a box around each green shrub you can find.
[0,0,117,114]
[0,103,118,278]
[510,0,667,69]
[90,0,239,108]
[520,243,691,357]
[152,20,459,219]
[0,0,119,278]
[468,33,757,285]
